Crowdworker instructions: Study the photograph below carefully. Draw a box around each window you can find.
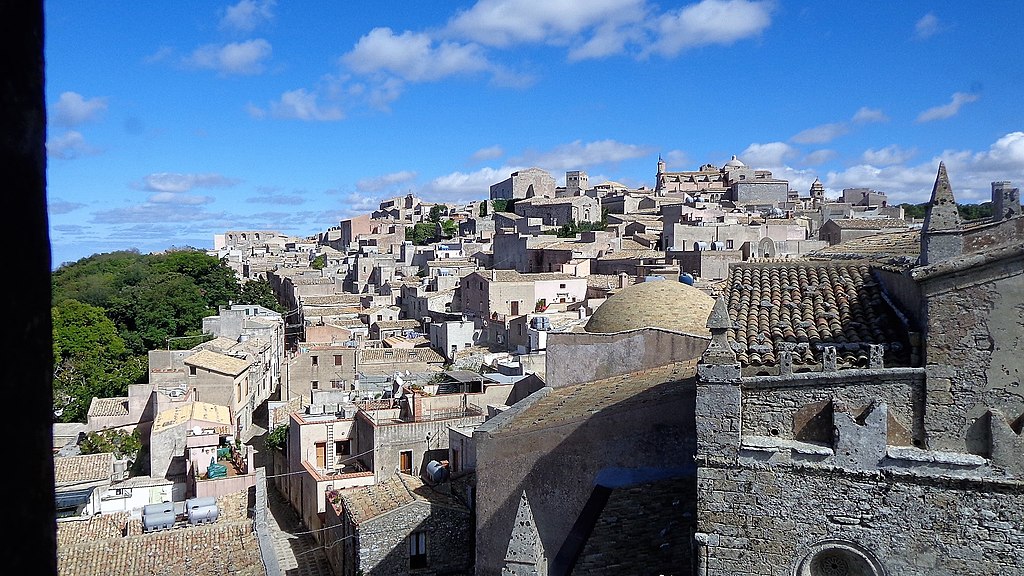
[334,355,344,366]
[311,355,318,366]
[559,283,566,289]
[189,366,197,376]
[335,440,350,457]
[409,531,427,569]
[311,380,319,390]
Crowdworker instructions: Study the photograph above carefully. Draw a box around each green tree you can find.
[478,200,488,217]
[428,204,445,223]
[442,218,458,238]
[310,254,326,269]
[52,299,145,422]
[265,424,289,451]
[238,278,284,312]
[107,272,215,354]
[80,429,142,462]
[406,223,436,245]
[491,199,510,213]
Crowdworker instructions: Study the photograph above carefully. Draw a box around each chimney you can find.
[618,272,628,289]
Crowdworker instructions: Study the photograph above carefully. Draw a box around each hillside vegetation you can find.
[51,249,282,423]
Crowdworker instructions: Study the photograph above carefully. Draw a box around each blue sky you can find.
[45,1,1024,268]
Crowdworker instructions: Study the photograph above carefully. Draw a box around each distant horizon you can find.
[45,1,1024,268]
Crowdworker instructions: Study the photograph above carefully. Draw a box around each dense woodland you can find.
[51,249,283,423]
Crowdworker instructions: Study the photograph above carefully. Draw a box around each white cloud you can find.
[342,28,491,83]
[422,166,518,200]
[791,122,850,144]
[663,150,690,169]
[265,89,344,121]
[862,145,916,166]
[645,0,773,57]
[46,130,99,159]
[803,149,836,165]
[53,92,108,127]
[821,133,1024,205]
[916,92,979,123]
[471,146,505,163]
[740,142,797,166]
[914,12,940,40]
[220,0,275,32]
[185,39,272,75]
[136,172,240,193]
[356,171,418,192]
[148,191,213,205]
[852,107,888,124]
[445,0,646,49]
[517,139,652,170]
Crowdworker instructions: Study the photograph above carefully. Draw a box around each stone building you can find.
[324,473,473,576]
[490,167,557,200]
[473,163,1024,575]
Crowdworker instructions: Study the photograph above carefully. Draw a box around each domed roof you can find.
[724,155,745,168]
[584,279,716,335]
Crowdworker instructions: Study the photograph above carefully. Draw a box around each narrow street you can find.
[248,402,334,576]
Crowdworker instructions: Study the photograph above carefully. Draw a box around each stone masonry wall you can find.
[359,500,472,576]
[740,369,925,444]
[697,460,1024,575]
[921,257,1024,454]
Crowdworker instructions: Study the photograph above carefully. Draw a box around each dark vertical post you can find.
[1,0,56,573]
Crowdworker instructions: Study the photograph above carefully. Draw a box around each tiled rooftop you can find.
[336,473,465,525]
[86,397,129,418]
[57,490,260,576]
[724,262,909,367]
[184,348,252,376]
[152,401,232,433]
[54,452,112,485]
[827,217,912,229]
[809,229,921,270]
[357,347,444,364]
[500,360,699,434]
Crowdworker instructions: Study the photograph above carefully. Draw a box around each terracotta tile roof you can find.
[152,401,232,433]
[57,520,262,576]
[357,347,444,364]
[301,294,363,306]
[808,229,921,270]
[826,217,912,229]
[184,349,251,376]
[500,360,698,434]
[54,453,112,486]
[337,473,466,525]
[723,262,909,367]
[87,397,129,418]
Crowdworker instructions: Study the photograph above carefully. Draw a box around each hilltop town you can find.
[52,157,1024,576]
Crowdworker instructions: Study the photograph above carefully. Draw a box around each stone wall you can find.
[545,328,708,388]
[358,500,473,576]
[697,460,1024,575]
[739,369,925,444]
[474,378,698,576]
[919,253,1024,453]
